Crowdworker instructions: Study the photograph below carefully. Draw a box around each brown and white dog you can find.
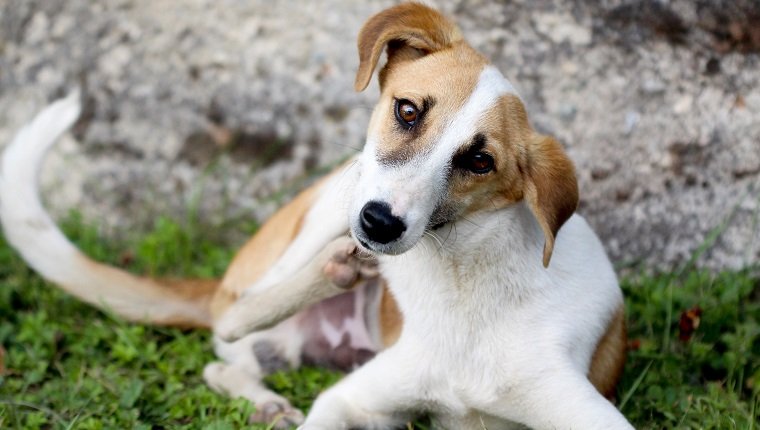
[1,3,633,429]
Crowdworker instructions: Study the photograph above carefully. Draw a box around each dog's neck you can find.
[424,201,544,264]
[378,201,550,333]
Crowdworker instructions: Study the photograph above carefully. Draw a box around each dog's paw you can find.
[322,239,379,289]
[249,401,305,428]
[202,362,233,394]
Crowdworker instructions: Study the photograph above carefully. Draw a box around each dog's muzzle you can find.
[359,201,406,244]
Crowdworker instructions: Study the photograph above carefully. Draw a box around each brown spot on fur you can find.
[588,305,627,399]
[379,286,403,347]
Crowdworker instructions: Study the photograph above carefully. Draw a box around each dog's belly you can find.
[296,280,383,370]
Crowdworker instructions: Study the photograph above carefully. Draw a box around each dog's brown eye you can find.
[395,99,418,128]
[466,152,494,174]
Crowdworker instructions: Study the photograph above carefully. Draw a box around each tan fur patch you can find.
[446,95,532,217]
[379,285,403,347]
[523,134,579,266]
[373,44,488,164]
[355,3,463,92]
[588,305,627,399]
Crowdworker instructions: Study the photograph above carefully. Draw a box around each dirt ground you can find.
[1,0,758,269]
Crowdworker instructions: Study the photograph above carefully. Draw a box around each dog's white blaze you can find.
[426,65,518,169]
[354,66,519,252]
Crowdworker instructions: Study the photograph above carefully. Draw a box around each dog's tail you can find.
[0,92,218,328]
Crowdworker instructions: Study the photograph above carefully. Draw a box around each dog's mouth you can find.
[355,236,371,251]
[351,201,458,255]
[352,232,412,256]
[427,202,457,231]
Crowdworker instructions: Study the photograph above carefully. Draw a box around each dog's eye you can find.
[463,151,494,174]
[395,99,418,128]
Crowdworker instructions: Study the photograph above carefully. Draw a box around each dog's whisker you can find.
[434,231,452,254]
[418,238,436,257]
[459,215,483,229]
[440,224,455,248]
[423,230,446,254]
[329,141,363,152]
[334,160,361,198]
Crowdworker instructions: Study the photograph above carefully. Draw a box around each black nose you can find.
[360,201,406,244]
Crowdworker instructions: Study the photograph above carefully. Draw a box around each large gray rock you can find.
[1,0,758,270]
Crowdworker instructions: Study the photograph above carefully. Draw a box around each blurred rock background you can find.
[0,0,758,270]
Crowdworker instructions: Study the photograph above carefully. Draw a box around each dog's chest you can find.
[376,225,554,408]
[381,238,540,335]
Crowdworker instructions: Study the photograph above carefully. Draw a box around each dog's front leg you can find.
[299,347,419,430]
[487,370,634,430]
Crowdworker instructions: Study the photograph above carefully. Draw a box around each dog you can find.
[1,3,633,429]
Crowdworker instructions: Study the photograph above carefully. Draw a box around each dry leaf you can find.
[679,306,702,342]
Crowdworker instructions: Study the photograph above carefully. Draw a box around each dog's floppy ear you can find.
[523,135,579,268]
[354,3,462,92]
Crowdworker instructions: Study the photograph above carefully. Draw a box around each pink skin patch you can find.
[297,278,383,370]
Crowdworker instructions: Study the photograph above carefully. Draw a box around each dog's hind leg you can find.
[298,346,420,429]
[205,319,308,428]
[206,284,384,427]
[206,242,384,428]
[204,361,304,427]
[216,236,377,342]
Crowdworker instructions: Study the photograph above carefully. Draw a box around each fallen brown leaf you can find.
[679,306,703,342]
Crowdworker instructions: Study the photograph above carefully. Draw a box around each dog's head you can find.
[350,3,578,267]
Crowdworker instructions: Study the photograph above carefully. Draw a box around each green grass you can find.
[0,213,758,429]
